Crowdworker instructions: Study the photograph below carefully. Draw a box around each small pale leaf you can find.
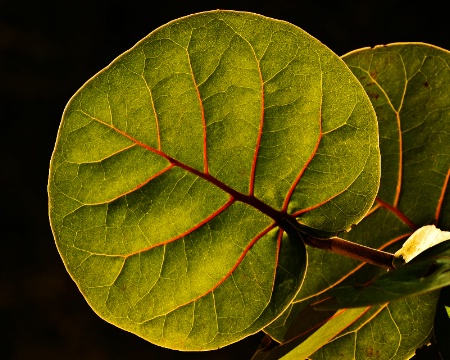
[395,225,450,262]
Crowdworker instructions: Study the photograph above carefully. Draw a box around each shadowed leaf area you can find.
[48,11,379,350]
[318,240,450,309]
[258,43,450,360]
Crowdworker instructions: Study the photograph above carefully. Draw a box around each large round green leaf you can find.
[48,10,379,350]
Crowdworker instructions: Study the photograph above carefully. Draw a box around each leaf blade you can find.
[49,10,379,349]
[262,42,449,360]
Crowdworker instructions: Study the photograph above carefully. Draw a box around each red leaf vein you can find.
[124,197,235,258]
[394,112,403,207]
[249,60,265,196]
[376,197,417,230]
[283,110,323,213]
[435,169,450,223]
[186,49,208,174]
[150,223,277,318]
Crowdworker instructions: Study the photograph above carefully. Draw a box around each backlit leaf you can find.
[261,43,449,359]
[307,293,437,360]
[48,11,378,350]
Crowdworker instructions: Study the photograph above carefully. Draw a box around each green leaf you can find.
[48,11,378,350]
[260,294,437,360]
[262,43,449,359]
[318,240,450,309]
[308,293,437,360]
[253,305,371,360]
[435,287,450,359]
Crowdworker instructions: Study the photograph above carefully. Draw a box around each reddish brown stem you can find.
[304,236,395,270]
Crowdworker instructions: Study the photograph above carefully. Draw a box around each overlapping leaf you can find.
[48,11,379,350]
[260,43,450,359]
[318,240,450,309]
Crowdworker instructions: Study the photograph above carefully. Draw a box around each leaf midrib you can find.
[79,110,296,227]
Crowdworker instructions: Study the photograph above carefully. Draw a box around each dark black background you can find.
[1,0,449,359]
